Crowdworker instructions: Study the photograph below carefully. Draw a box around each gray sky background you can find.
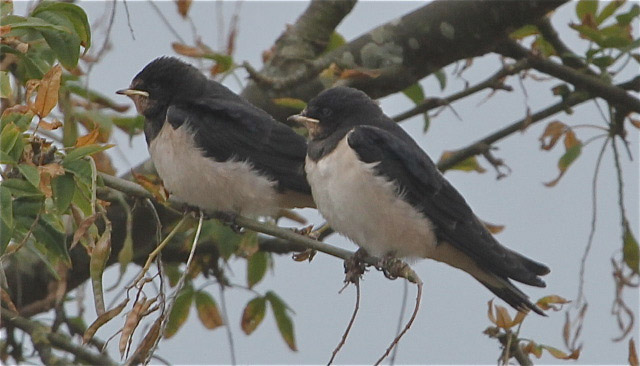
[16,1,639,364]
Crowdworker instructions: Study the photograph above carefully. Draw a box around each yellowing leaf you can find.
[541,344,581,360]
[272,98,306,111]
[544,143,582,187]
[494,304,514,329]
[75,128,100,148]
[563,129,580,149]
[132,172,168,203]
[536,295,571,311]
[241,296,266,335]
[539,120,567,150]
[523,341,543,358]
[266,291,297,351]
[630,118,640,129]
[482,220,504,234]
[37,119,63,131]
[439,151,486,173]
[32,64,62,118]
[340,68,382,80]
[38,163,65,198]
[195,291,224,330]
[172,42,204,57]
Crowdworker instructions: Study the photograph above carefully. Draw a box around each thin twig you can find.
[153,213,204,364]
[219,283,237,366]
[147,0,185,43]
[393,59,530,123]
[327,281,361,365]
[576,137,610,305]
[390,280,409,365]
[374,279,423,365]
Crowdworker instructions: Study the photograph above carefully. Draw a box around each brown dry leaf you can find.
[563,129,580,149]
[93,151,116,175]
[0,25,10,36]
[2,104,31,116]
[539,120,566,150]
[38,163,65,197]
[75,128,101,148]
[127,315,163,364]
[175,0,192,18]
[629,118,640,129]
[119,298,147,357]
[172,42,204,57]
[38,119,63,131]
[340,68,382,80]
[523,341,543,359]
[71,213,99,249]
[32,64,62,118]
[132,172,168,202]
[630,338,639,366]
[25,80,40,103]
[483,221,505,234]
[83,298,129,344]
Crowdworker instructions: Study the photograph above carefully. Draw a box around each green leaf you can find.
[0,186,13,253]
[592,55,614,69]
[1,108,35,131]
[32,2,91,52]
[194,291,224,330]
[17,164,40,189]
[576,0,598,20]
[623,223,639,274]
[0,71,12,98]
[1,178,44,198]
[241,296,266,335]
[62,143,113,163]
[272,98,307,111]
[1,0,13,17]
[16,212,70,266]
[63,158,92,183]
[207,221,242,260]
[1,122,24,161]
[32,10,81,69]
[558,143,582,170]
[510,24,540,40]
[433,69,447,91]
[324,31,346,54]
[266,291,297,351]
[247,251,268,288]
[0,217,12,255]
[164,285,194,338]
[51,173,75,213]
[111,115,145,138]
[616,4,640,26]
[1,15,69,32]
[402,83,425,105]
[596,0,625,24]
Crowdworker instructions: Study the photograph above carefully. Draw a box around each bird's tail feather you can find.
[477,274,545,316]
[504,248,550,288]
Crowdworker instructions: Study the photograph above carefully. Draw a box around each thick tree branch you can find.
[243,0,568,121]
[498,40,640,113]
[0,307,117,366]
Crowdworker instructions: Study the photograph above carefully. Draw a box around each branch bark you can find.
[242,0,568,122]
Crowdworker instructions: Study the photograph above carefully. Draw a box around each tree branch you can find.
[242,0,568,122]
[392,59,530,123]
[0,307,118,366]
[437,76,639,172]
[498,40,640,113]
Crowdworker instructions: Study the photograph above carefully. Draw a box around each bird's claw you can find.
[343,248,368,285]
[376,254,408,281]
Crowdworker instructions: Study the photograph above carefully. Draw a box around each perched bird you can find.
[117,57,314,218]
[288,86,550,315]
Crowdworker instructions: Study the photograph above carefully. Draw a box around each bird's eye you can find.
[321,108,332,117]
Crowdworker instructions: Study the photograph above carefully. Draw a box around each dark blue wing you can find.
[166,98,311,195]
[346,125,549,286]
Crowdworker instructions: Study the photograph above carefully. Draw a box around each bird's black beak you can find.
[116,88,149,98]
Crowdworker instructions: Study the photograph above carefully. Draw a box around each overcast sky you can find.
[16,1,639,364]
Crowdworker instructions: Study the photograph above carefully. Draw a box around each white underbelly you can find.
[149,122,280,217]
[305,137,437,259]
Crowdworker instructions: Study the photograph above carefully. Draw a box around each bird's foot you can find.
[343,248,369,285]
[376,253,409,281]
[294,224,315,237]
[292,248,317,262]
[214,211,242,233]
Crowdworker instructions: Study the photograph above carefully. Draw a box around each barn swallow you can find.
[288,86,550,314]
[117,57,314,218]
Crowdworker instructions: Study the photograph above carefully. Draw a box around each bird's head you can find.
[117,57,206,118]
[287,86,382,141]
